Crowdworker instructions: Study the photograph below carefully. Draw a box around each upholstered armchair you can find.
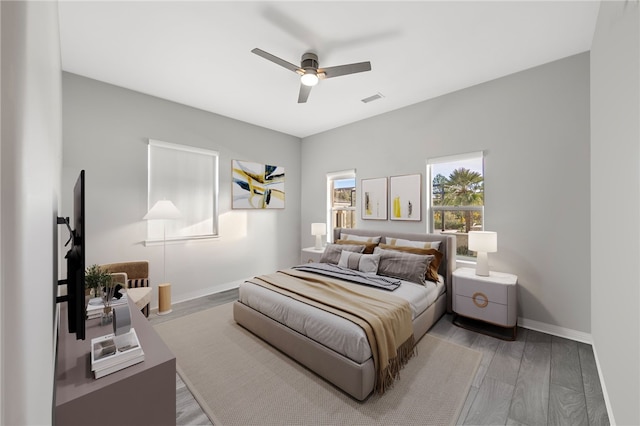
[100,261,152,317]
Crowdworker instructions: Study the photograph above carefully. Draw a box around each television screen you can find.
[60,170,86,340]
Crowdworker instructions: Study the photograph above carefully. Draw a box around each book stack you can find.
[90,328,144,378]
[86,294,128,320]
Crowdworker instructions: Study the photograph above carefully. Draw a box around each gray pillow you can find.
[374,247,434,285]
[320,244,365,264]
[338,251,381,274]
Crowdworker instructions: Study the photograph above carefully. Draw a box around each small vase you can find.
[101,306,113,325]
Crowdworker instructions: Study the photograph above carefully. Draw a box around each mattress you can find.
[238,275,445,364]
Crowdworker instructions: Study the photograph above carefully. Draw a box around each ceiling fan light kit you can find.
[300,71,319,87]
[252,48,371,103]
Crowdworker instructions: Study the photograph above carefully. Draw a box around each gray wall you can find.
[62,73,301,308]
[591,2,640,425]
[1,1,62,424]
[301,53,591,334]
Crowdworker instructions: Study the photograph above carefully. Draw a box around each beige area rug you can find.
[155,302,481,426]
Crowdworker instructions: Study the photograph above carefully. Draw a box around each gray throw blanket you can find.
[292,263,401,291]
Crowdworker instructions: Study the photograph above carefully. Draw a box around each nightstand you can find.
[452,267,518,340]
[301,246,325,264]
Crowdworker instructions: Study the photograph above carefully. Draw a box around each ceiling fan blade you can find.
[319,61,372,79]
[298,84,312,103]
[251,48,302,74]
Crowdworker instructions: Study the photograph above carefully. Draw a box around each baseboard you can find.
[517,317,592,344]
[151,279,243,310]
[590,343,616,426]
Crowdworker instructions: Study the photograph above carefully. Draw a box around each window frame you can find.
[326,169,356,243]
[145,139,219,245]
[426,151,484,258]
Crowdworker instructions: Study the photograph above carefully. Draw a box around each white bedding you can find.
[238,274,445,364]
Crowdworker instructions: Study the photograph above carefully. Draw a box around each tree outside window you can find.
[327,172,356,239]
[428,153,484,257]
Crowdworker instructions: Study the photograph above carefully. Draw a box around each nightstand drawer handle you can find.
[472,292,489,308]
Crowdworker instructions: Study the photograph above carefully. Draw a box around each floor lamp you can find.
[144,200,181,315]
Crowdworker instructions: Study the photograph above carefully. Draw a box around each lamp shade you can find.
[143,200,182,220]
[468,231,497,253]
[311,223,327,236]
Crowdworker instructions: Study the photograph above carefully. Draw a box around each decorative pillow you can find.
[340,233,382,244]
[378,243,443,283]
[128,278,150,289]
[335,239,378,254]
[338,251,381,274]
[320,244,365,265]
[374,247,434,285]
[385,237,441,250]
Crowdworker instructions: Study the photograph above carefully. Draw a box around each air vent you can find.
[361,92,385,103]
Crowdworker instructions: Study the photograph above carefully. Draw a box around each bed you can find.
[233,228,456,401]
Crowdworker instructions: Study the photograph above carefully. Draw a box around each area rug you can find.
[154,302,481,425]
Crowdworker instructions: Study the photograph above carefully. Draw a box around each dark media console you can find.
[55,297,176,425]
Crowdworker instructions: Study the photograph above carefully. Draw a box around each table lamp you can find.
[468,231,497,277]
[311,223,327,250]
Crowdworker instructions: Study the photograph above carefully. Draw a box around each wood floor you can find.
[149,289,610,426]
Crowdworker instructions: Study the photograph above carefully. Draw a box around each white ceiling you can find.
[58,1,600,138]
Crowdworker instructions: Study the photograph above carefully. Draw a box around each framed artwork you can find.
[361,177,388,220]
[390,174,422,221]
[232,160,285,209]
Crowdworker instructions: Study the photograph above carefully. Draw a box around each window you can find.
[146,139,219,243]
[327,170,356,241]
[427,152,484,257]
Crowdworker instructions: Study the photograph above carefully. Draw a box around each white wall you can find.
[1,1,63,424]
[301,53,591,335]
[62,73,301,308]
[590,2,640,425]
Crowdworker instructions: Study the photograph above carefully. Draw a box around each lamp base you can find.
[475,252,490,276]
[314,234,323,250]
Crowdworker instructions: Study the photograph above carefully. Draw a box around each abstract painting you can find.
[390,174,421,221]
[232,160,285,209]
[361,177,387,220]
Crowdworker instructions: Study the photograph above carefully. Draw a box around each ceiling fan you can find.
[251,48,372,103]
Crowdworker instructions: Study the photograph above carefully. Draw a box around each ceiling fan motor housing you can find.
[301,52,319,70]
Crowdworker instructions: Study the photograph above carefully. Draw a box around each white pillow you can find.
[338,251,381,274]
[386,237,441,250]
[340,233,382,244]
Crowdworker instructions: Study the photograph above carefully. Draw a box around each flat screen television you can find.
[57,170,86,340]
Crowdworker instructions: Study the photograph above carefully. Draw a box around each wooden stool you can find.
[158,283,172,315]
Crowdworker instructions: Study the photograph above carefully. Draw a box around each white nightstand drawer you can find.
[455,276,509,305]
[454,294,514,327]
[452,267,518,333]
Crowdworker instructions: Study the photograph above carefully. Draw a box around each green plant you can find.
[456,245,471,256]
[85,264,113,297]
